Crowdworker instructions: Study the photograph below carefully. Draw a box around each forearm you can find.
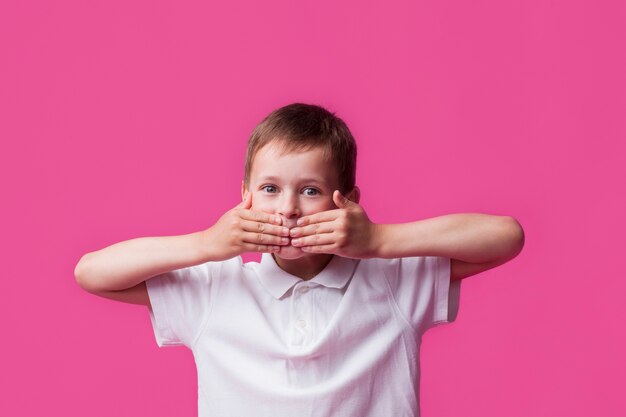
[75,231,211,292]
[375,213,524,262]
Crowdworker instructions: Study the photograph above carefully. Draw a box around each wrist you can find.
[196,228,218,262]
[370,223,388,258]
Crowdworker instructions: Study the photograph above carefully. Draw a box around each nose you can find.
[277,192,301,220]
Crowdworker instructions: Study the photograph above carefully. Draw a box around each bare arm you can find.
[376,214,524,262]
[74,231,209,293]
[292,193,524,282]
[74,192,290,298]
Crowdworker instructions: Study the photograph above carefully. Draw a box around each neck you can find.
[272,253,334,280]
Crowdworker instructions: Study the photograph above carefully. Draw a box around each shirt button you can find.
[296,319,307,328]
[299,286,310,294]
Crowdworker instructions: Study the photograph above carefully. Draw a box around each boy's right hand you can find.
[200,192,291,261]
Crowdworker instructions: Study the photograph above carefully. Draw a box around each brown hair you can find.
[244,102,357,194]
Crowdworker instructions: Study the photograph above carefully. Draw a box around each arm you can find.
[74,231,209,294]
[74,192,290,300]
[376,213,525,281]
[291,191,525,282]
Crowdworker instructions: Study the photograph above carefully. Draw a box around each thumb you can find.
[333,190,351,208]
[240,191,252,209]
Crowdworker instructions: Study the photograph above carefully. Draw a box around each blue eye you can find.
[303,187,320,196]
[262,185,278,193]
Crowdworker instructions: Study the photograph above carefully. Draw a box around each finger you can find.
[291,232,335,248]
[300,244,336,254]
[242,231,291,246]
[333,190,349,209]
[296,209,340,227]
[240,209,282,226]
[289,222,335,238]
[241,243,282,253]
[241,219,290,237]
[239,191,253,209]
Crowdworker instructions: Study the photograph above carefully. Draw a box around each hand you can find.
[289,190,381,259]
[202,192,291,261]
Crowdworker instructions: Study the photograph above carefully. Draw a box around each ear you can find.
[241,180,247,200]
[347,186,360,204]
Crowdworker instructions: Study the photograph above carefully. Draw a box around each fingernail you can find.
[281,237,290,244]
[292,239,300,245]
[275,216,282,224]
[297,218,304,226]
[290,229,297,237]
[282,227,290,236]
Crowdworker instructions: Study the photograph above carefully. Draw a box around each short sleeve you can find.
[381,256,461,335]
[145,261,215,348]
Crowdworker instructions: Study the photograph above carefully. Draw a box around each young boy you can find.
[75,103,524,416]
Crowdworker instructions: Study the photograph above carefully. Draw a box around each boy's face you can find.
[242,141,353,260]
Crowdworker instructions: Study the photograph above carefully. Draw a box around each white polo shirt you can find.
[146,253,461,417]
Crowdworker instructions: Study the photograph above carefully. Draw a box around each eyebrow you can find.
[258,175,328,185]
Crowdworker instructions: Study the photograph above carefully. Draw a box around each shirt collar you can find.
[257,252,359,299]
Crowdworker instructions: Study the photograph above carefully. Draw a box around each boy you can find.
[75,102,524,416]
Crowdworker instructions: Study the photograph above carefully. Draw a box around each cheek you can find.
[305,198,336,213]
[251,194,275,213]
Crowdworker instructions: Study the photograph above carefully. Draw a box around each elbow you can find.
[503,216,525,259]
[74,253,98,293]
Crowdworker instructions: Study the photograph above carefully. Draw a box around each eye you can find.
[261,185,278,193]
[302,187,320,196]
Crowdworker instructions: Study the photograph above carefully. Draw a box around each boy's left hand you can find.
[289,190,381,259]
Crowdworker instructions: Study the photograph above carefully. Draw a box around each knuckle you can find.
[257,233,264,243]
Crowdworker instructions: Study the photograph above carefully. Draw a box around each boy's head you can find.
[243,102,357,196]
[241,103,359,260]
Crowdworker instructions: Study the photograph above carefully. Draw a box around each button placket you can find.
[290,283,312,347]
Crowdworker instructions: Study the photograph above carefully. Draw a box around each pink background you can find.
[1,1,624,416]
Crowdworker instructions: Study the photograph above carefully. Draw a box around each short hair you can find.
[244,102,357,194]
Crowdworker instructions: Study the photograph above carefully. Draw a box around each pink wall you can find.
[1,0,624,416]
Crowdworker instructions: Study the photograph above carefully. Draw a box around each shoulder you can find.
[202,256,248,275]
[148,256,245,288]
[361,256,445,273]
[359,256,449,287]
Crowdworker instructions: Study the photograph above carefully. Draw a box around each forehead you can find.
[250,142,338,183]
